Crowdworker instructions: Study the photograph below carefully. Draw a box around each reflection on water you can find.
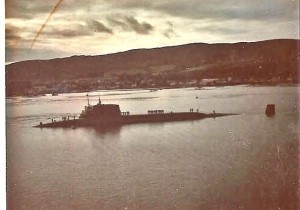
[7,86,299,209]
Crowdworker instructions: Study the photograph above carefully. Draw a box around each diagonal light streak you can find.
[31,0,64,48]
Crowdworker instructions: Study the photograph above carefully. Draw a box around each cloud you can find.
[5,46,71,62]
[163,28,176,38]
[87,20,113,34]
[195,25,248,35]
[29,20,112,39]
[108,15,153,35]
[6,0,298,23]
[45,26,92,38]
[105,0,298,22]
[162,21,177,38]
[5,25,21,41]
[5,0,63,18]
[125,16,153,34]
[5,24,24,49]
[167,21,173,27]
[5,0,299,63]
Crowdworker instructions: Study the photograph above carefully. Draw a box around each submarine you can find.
[35,96,237,128]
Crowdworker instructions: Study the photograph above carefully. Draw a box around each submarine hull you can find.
[34,112,235,128]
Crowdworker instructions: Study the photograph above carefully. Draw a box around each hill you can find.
[6,39,299,96]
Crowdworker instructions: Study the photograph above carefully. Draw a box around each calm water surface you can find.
[7,86,299,209]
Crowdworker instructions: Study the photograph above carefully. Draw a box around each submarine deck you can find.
[34,112,236,128]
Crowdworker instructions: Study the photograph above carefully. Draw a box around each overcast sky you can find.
[5,0,299,63]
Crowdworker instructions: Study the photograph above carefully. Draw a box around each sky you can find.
[5,0,299,63]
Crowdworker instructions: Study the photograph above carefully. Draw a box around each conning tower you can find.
[79,95,122,124]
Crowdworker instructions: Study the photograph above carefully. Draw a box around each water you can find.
[7,86,299,209]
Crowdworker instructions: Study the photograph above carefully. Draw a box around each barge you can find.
[35,97,236,128]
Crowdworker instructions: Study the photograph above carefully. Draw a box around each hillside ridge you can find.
[6,39,299,96]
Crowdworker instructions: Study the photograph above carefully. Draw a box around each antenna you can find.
[86,93,90,106]
[98,95,101,105]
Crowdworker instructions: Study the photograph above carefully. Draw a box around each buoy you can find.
[265,104,275,116]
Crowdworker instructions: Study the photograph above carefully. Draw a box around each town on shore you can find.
[6,72,297,97]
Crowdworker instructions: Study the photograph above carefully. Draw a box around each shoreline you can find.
[5,83,299,99]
